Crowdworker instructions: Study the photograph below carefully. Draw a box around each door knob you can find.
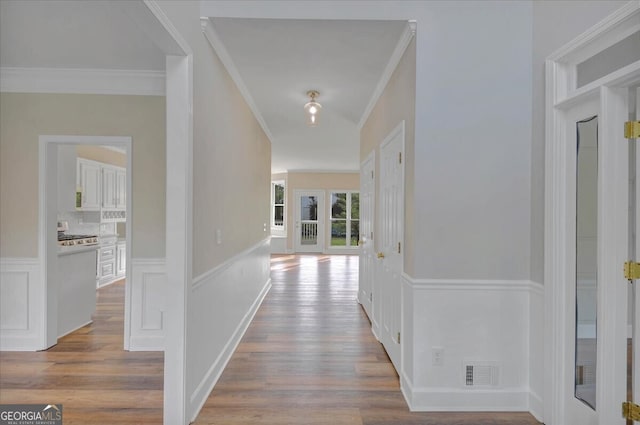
[377,252,385,259]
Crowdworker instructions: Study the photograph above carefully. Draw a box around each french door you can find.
[294,190,324,253]
[556,87,639,425]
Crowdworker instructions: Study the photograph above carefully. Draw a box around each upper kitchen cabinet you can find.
[102,165,126,211]
[76,158,101,211]
[57,146,77,212]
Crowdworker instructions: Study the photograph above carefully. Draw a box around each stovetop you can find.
[58,234,98,241]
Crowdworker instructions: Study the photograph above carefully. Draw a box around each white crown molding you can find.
[0,67,165,96]
[358,20,416,130]
[200,17,275,144]
[285,169,360,174]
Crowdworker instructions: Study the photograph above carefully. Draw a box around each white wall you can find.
[530,0,629,284]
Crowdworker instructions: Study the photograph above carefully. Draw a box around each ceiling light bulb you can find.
[304,90,322,127]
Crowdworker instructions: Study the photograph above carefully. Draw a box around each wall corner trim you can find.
[0,67,166,96]
[200,17,275,144]
[357,20,416,130]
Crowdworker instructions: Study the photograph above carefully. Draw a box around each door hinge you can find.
[622,401,640,421]
[371,231,373,239]
[369,293,373,302]
[399,152,402,164]
[624,261,640,280]
[397,332,401,344]
[624,120,640,139]
[371,170,374,179]
[398,242,401,254]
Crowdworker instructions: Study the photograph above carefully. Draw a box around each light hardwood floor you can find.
[0,256,542,425]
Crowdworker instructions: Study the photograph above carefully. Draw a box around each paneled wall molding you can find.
[187,239,272,422]
[192,237,270,290]
[402,273,544,295]
[0,67,166,96]
[129,257,166,351]
[0,257,42,351]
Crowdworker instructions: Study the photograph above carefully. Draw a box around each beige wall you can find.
[282,172,359,252]
[154,2,271,277]
[76,145,126,168]
[360,38,416,274]
[0,93,165,258]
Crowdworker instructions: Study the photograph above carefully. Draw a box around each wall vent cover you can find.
[463,362,500,387]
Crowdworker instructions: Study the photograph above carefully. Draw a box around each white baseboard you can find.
[0,258,43,351]
[189,278,271,422]
[402,379,529,412]
[528,390,544,422]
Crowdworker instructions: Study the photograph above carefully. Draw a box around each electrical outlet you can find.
[432,347,444,366]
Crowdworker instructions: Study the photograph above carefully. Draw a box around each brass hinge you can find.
[625,120,640,139]
[399,152,402,164]
[397,332,401,344]
[622,401,640,421]
[624,261,640,280]
[398,242,401,254]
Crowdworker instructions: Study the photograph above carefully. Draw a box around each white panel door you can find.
[378,122,404,371]
[294,190,324,253]
[359,152,376,323]
[631,87,640,418]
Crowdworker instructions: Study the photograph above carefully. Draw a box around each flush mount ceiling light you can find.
[304,90,322,127]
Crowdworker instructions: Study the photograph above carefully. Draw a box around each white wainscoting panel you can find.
[270,236,287,254]
[401,274,543,417]
[187,238,271,422]
[0,258,42,351]
[129,258,166,351]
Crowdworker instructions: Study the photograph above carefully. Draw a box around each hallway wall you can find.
[155,2,272,422]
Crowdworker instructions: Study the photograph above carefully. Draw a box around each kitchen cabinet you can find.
[76,158,102,211]
[57,146,77,212]
[115,168,126,210]
[101,164,126,218]
[98,244,116,287]
[116,241,126,277]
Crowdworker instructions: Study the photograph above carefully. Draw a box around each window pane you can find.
[331,220,347,246]
[331,192,347,219]
[351,193,359,220]
[351,220,360,246]
[274,206,284,226]
[301,196,317,221]
[274,184,284,204]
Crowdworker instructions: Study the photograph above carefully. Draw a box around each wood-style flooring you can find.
[0,256,543,424]
[0,280,164,424]
[193,255,541,425]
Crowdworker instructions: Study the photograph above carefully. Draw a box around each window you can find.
[330,191,359,247]
[271,181,285,235]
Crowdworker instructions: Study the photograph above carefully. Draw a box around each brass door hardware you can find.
[377,252,385,259]
[624,120,640,139]
[622,401,640,421]
[624,261,640,280]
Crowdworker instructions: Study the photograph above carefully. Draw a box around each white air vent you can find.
[463,362,500,387]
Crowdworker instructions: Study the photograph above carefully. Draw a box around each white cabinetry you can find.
[57,146,77,212]
[116,241,126,277]
[76,159,102,211]
[98,244,116,287]
[100,164,126,221]
[116,168,126,210]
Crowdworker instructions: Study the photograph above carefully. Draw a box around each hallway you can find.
[194,255,540,425]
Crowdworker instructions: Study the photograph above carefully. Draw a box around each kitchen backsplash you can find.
[58,211,100,235]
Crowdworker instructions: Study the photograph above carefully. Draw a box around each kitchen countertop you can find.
[58,244,99,256]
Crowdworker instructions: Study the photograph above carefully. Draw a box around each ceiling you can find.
[0,1,165,70]
[210,18,408,172]
[0,1,408,173]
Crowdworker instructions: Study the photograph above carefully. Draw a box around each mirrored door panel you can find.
[575,115,598,409]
